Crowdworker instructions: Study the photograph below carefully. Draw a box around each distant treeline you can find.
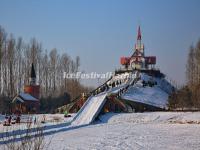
[0,26,93,113]
[168,39,200,109]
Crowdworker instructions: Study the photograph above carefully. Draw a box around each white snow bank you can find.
[99,112,200,124]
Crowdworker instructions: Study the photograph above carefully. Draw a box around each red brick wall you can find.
[24,85,40,99]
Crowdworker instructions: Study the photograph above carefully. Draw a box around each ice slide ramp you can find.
[71,92,108,126]
[71,71,138,126]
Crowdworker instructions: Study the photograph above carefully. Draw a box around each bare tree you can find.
[0,26,5,95]
[60,53,71,91]
[7,35,15,97]
[186,45,195,86]
[0,26,92,111]
[49,48,58,93]
[15,37,23,93]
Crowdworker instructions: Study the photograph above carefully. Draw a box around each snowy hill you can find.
[123,86,169,108]
[121,72,174,109]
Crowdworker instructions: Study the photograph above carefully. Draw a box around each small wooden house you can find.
[12,63,40,114]
[12,92,39,114]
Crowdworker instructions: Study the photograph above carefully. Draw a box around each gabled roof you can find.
[19,92,38,101]
[132,50,143,57]
[12,92,39,103]
[13,96,24,103]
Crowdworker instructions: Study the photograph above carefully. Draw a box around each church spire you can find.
[137,25,141,40]
[30,63,36,85]
[31,63,36,78]
[135,25,144,53]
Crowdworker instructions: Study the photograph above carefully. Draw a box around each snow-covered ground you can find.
[41,112,200,149]
[0,114,74,134]
[0,112,200,149]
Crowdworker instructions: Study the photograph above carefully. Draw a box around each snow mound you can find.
[122,72,174,108]
[123,86,168,108]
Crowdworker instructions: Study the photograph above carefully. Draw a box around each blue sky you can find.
[1,0,200,86]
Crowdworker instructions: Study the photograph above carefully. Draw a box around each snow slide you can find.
[71,71,137,126]
[71,92,108,126]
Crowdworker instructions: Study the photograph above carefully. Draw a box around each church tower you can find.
[120,26,156,70]
[135,26,144,56]
[130,26,146,69]
[24,63,40,99]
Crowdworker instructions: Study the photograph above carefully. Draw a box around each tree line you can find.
[168,39,200,109]
[0,26,92,113]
